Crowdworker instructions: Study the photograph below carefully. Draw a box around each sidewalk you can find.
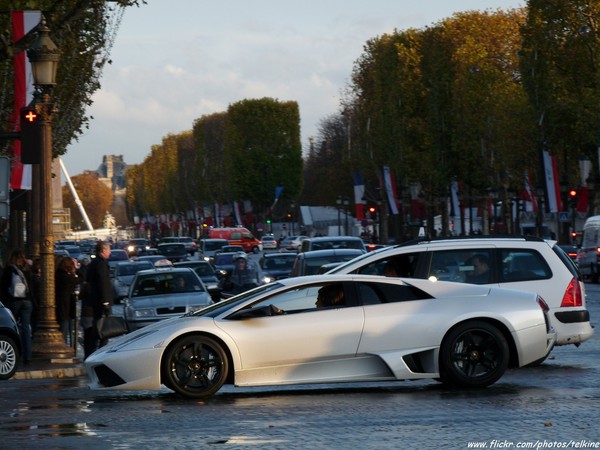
[13,357,86,380]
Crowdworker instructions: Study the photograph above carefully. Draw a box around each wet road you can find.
[1,283,599,449]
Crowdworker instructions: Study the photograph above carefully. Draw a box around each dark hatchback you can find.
[260,253,297,281]
[156,243,189,263]
[0,302,21,380]
[290,248,366,277]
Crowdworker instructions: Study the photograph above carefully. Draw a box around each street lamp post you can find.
[336,195,342,236]
[28,17,73,359]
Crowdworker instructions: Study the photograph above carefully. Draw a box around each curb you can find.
[12,358,86,380]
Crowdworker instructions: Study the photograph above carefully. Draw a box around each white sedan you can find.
[86,275,555,399]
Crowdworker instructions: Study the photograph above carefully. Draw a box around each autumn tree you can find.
[62,172,113,228]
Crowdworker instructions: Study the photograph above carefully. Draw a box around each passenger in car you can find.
[465,255,491,284]
[316,284,345,308]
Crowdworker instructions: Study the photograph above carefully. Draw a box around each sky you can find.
[60,0,525,179]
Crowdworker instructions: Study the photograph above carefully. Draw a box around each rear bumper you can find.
[552,310,594,346]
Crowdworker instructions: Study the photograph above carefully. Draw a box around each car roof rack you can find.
[393,234,545,248]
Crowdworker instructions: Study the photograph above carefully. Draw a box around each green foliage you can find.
[0,0,143,159]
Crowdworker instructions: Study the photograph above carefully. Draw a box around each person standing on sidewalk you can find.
[82,241,113,359]
[0,249,36,365]
[55,256,79,345]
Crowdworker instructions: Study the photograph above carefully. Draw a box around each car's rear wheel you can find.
[0,336,19,380]
[163,335,228,398]
[439,321,509,388]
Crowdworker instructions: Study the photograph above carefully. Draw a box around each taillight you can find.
[560,277,583,307]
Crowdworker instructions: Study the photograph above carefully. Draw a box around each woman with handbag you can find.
[0,249,35,365]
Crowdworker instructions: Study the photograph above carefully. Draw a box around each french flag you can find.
[10,11,40,191]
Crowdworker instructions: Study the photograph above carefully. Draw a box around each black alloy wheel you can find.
[163,335,228,398]
[439,320,509,388]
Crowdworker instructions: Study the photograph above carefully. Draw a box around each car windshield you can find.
[262,256,295,270]
[116,263,153,276]
[132,272,205,297]
[204,241,226,251]
[159,245,185,255]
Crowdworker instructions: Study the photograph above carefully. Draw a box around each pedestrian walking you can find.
[55,256,79,345]
[82,241,113,359]
[0,249,36,365]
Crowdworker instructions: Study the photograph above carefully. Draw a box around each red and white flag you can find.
[543,151,562,213]
[10,11,40,191]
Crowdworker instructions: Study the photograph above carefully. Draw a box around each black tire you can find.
[439,321,509,388]
[162,335,228,399]
[0,335,19,380]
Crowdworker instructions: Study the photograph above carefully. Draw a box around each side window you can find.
[230,232,242,240]
[428,249,493,284]
[499,249,552,282]
[250,283,348,314]
[356,252,421,277]
[357,282,433,305]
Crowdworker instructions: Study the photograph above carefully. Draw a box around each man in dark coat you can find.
[82,241,113,359]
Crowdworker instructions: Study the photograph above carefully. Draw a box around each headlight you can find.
[205,283,218,290]
[263,276,274,284]
[130,308,155,318]
[127,245,135,252]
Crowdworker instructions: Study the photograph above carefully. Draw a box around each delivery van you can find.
[576,215,600,282]
[207,227,263,253]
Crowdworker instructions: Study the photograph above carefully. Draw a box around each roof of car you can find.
[299,248,365,258]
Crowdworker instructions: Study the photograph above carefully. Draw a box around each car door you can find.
[216,283,364,385]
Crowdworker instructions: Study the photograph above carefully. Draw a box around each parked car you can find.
[261,234,278,250]
[156,243,188,263]
[290,249,366,277]
[328,236,593,352]
[174,261,223,302]
[0,302,21,380]
[112,260,155,302]
[86,274,555,399]
[280,235,309,251]
[300,236,366,253]
[123,267,213,330]
[159,237,197,255]
[259,253,297,282]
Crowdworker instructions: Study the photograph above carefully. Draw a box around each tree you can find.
[0,0,144,160]
[62,172,113,228]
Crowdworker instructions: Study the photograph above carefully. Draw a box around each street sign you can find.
[559,212,570,223]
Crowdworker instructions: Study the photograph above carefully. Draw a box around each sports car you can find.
[86,274,555,399]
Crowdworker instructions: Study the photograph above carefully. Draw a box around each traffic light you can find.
[568,189,578,209]
[368,206,376,214]
[20,107,41,164]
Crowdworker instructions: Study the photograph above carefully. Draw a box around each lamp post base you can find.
[32,329,75,359]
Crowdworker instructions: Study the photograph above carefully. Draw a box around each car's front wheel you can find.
[439,321,509,388]
[163,335,228,398]
[0,335,19,380]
